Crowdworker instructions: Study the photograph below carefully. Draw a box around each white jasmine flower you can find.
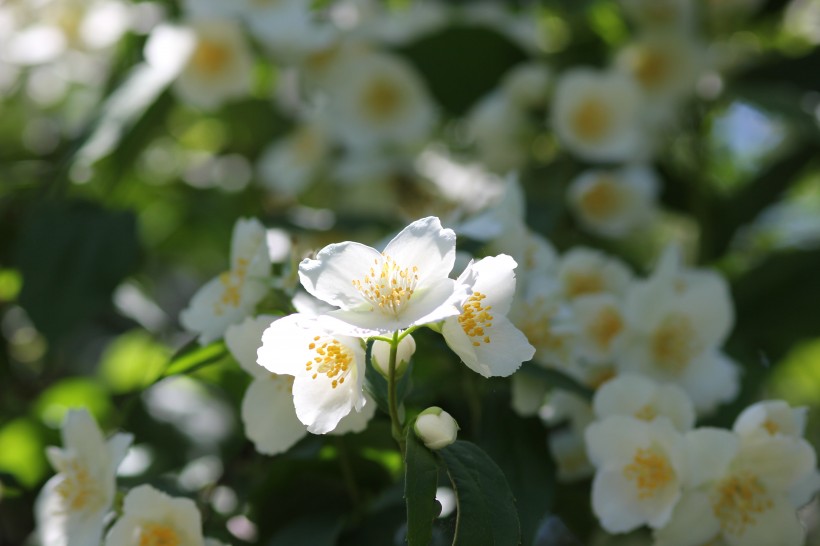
[500,62,552,110]
[567,165,659,239]
[173,19,253,110]
[256,313,368,434]
[256,121,330,197]
[593,374,695,432]
[442,255,535,377]
[467,92,532,172]
[414,407,459,450]
[733,400,808,440]
[654,428,816,546]
[104,485,204,546]
[299,216,467,335]
[558,248,633,301]
[323,50,436,151]
[239,0,335,60]
[618,0,694,32]
[36,409,133,546]
[586,416,686,532]
[180,218,271,344]
[551,68,645,162]
[572,294,627,365]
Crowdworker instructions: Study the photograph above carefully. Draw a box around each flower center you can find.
[459,292,494,347]
[579,177,624,221]
[587,306,624,351]
[711,471,773,537]
[306,336,353,389]
[623,447,675,499]
[632,49,670,91]
[634,404,658,421]
[564,271,605,299]
[517,302,573,365]
[192,39,233,76]
[571,97,611,142]
[362,78,403,122]
[650,313,701,373]
[762,419,780,435]
[291,126,323,162]
[215,258,249,316]
[351,254,419,316]
[55,459,102,512]
[139,523,181,546]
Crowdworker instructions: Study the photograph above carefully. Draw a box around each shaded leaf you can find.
[268,513,345,546]
[405,426,441,546]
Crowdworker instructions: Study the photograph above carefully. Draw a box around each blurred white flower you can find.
[618,0,694,32]
[586,416,686,532]
[414,407,459,450]
[442,255,535,377]
[256,313,368,434]
[552,68,645,162]
[180,218,271,344]
[567,165,659,239]
[500,62,552,110]
[467,92,531,173]
[546,390,596,482]
[733,400,808,441]
[593,374,696,432]
[104,485,204,546]
[557,248,634,301]
[173,19,253,110]
[257,121,331,198]
[572,294,628,365]
[36,409,132,546]
[299,216,467,334]
[654,428,815,546]
[322,50,437,151]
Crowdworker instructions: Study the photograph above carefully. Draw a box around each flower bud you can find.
[414,407,459,450]
[371,335,416,379]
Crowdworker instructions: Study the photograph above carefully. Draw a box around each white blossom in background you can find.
[322,50,437,151]
[442,255,535,377]
[593,374,696,433]
[299,216,469,334]
[618,0,694,32]
[257,313,368,434]
[173,18,253,110]
[654,428,816,546]
[500,62,552,110]
[546,390,597,482]
[571,294,628,365]
[586,416,686,532]
[36,409,132,546]
[557,248,634,301]
[567,165,659,239]
[226,315,375,454]
[104,485,204,546]
[551,68,646,162]
[240,0,335,60]
[733,400,808,440]
[257,121,331,198]
[510,371,550,417]
[357,1,449,45]
[467,92,532,173]
[180,218,271,344]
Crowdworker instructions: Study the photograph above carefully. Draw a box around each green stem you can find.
[387,330,406,455]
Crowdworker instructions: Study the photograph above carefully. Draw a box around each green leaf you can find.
[14,199,140,342]
[268,513,345,546]
[99,330,170,393]
[0,418,47,488]
[405,426,440,546]
[163,339,229,377]
[439,441,521,546]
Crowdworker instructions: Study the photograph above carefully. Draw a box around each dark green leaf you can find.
[439,440,520,546]
[519,364,593,402]
[405,426,441,546]
[14,200,140,342]
[268,513,345,546]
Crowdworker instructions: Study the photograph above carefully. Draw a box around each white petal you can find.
[722,494,804,546]
[683,428,738,488]
[330,392,377,435]
[241,376,306,455]
[225,315,279,378]
[382,217,456,285]
[591,469,649,533]
[298,241,382,309]
[257,314,319,377]
[461,254,518,316]
[443,315,533,377]
[736,436,816,491]
[292,360,365,434]
[585,416,650,467]
[653,490,721,546]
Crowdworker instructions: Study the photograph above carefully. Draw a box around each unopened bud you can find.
[414,407,459,450]
[372,335,416,379]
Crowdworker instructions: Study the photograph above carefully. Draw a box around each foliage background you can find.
[1,0,820,544]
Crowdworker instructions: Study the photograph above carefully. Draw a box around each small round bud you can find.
[372,335,416,379]
[414,407,459,450]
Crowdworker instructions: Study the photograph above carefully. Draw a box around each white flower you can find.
[322,50,436,151]
[654,428,816,546]
[256,313,368,434]
[593,374,695,432]
[467,92,531,172]
[239,0,334,60]
[36,409,132,546]
[173,19,253,110]
[180,218,271,344]
[618,0,694,32]
[551,68,645,162]
[572,294,627,365]
[500,62,552,110]
[733,400,808,440]
[104,485,204,546]
[550,428,595,483]
[558,248,633,301]
[256,121,330,197]
[414,407,459,450]
[585,416,686,532]
[227,315,377,454]
[441,255,534,377]
[567,165,659,239]
[299,216,468,335]
[371,334,416,378]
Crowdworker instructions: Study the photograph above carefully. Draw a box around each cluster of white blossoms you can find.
[36,409,226,546]
[179,215,534,453]
[585,378,820,546]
